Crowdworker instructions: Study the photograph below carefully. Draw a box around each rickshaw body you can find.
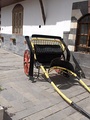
[24,34,72,79]
[23,34,90,119]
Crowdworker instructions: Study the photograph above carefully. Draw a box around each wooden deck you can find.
[0,48,90,120]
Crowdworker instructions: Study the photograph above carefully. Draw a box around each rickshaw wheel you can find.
[24,50,30,76]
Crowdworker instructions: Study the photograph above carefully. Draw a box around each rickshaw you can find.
[24,34,90,119]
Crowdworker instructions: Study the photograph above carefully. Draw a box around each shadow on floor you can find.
[3,112,12,120]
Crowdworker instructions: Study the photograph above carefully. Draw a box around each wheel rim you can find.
[24,50,30,76]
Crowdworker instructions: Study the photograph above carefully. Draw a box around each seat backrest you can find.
[34,44,63,64]
[30,36,68,65]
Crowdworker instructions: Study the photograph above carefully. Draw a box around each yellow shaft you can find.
[71,72,90,93]
[40,65,72,104]
[51,82,72,104]
[50,66,90,93]
[40,65,49,78]
[79,79,90,93]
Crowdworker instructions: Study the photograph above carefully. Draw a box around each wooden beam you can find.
[88,0,90,13]
[39,0,46,25]
[1,0,25,8]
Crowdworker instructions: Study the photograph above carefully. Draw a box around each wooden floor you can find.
[0,48,90,120]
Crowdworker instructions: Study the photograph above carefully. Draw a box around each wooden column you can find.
[39,0,46,25]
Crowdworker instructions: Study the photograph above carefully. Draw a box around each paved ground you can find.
[0,48,90,120]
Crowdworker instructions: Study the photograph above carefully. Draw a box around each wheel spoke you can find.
[24,50,30,76]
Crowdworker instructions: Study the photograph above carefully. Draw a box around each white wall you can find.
[1,0,88,37]
[1,5,13,34]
